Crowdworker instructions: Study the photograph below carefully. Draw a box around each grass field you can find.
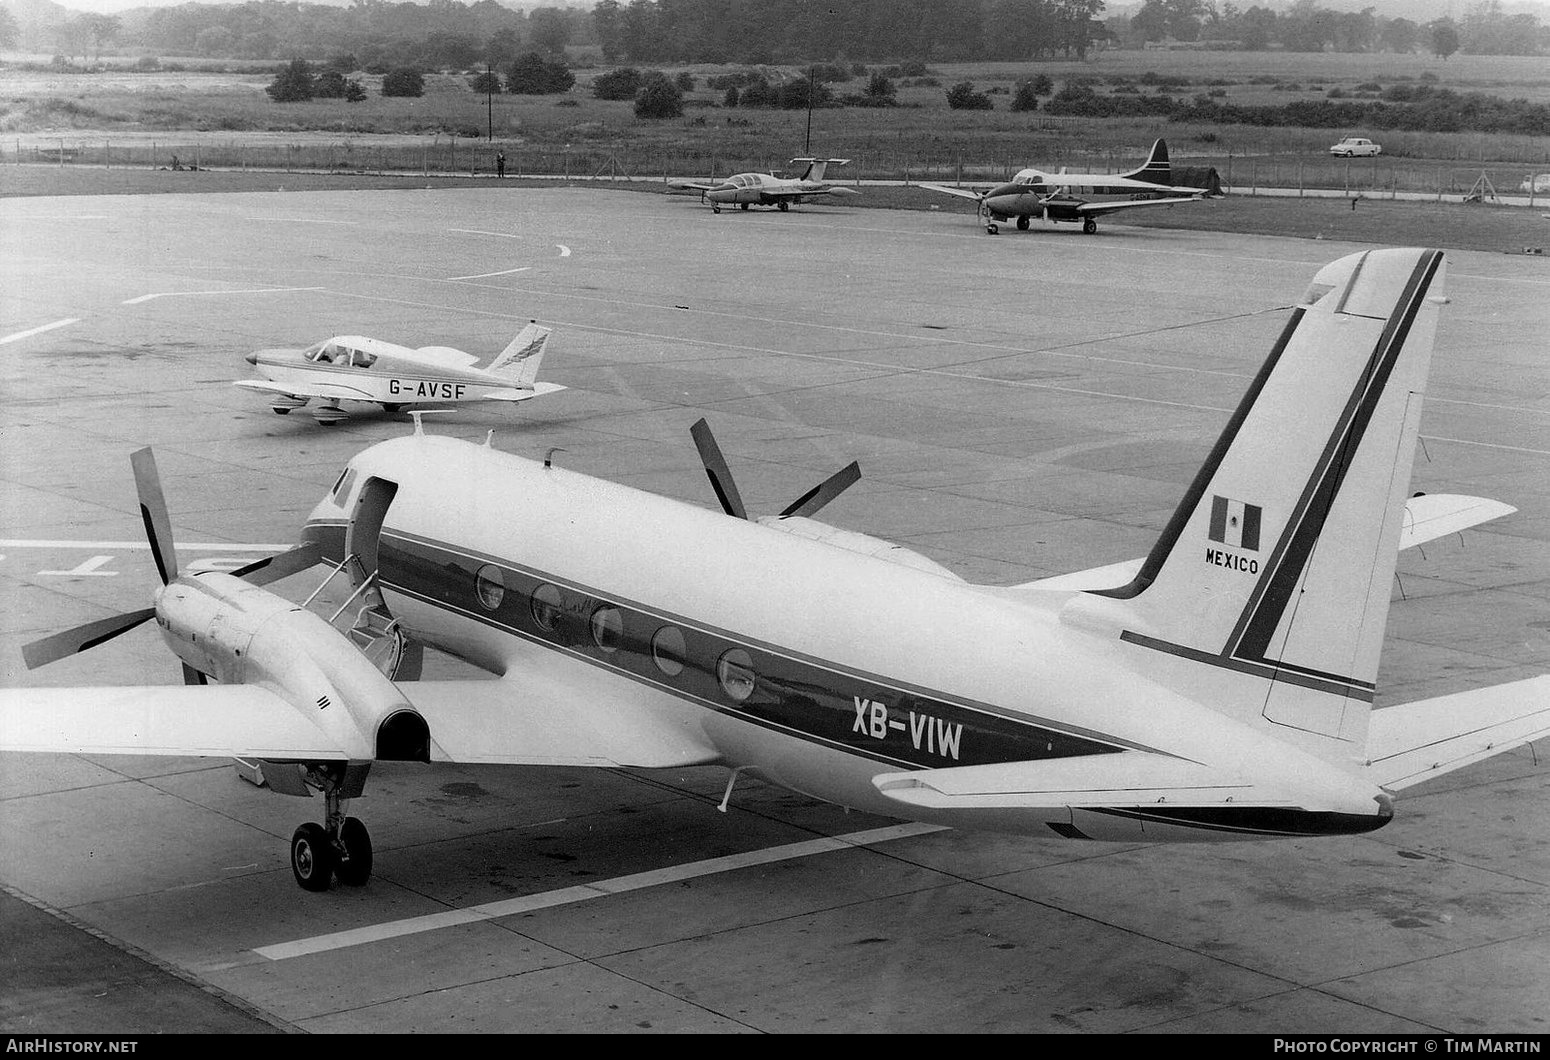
[1,49,1547,194]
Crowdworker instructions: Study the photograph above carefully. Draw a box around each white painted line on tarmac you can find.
[0,539,294,551]
[254,821,945,962]
[123,287,324,305]
[448,267,532,281]
[556,244,571,257]
[449,228,520,238]
[0,318,80,345]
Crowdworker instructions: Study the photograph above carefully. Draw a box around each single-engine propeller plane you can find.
[674,158,860,213]
[4,248,1547,893]
[922,139,1210,235]
[235,320,564,425]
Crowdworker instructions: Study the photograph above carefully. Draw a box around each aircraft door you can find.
[340,476,423,681]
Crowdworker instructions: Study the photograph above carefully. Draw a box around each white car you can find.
[1330,137,1381,158]
[1520,173,1550,194]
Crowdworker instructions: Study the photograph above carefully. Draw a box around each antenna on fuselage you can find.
[484,430,495,448]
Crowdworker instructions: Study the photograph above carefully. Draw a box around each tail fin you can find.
[1124,139,1173,185]
[485,321,553,386]
[1096,249,1447,758]
[789,157,850,183]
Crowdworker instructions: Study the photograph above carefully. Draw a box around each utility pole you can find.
[805,64,814,155]
[486,62,494,142]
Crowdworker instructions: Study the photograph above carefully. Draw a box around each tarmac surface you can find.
[0,189,1546,1034]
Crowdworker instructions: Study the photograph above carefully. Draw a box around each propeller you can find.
[690,418,860,521]
[20,447,320,678]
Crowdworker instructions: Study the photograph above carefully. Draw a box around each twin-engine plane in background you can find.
[923,139,1211,234]
[674,157,860,213]
[235,321,564,425]
[4,248,1548,894]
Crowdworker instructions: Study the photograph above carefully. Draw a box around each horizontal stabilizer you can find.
[1364,675,1550,790]
[482,381,568,403]
[1399,494,1516,549]
[872,752,1277,812]
[920,183,988,203]
[1004,494,1514,596]
[0,685,348,759]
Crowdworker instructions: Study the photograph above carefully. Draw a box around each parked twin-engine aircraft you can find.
[4,248,1547,893]
[674,157,860,213]
[235,321,563,425]
[922,139,1209,234]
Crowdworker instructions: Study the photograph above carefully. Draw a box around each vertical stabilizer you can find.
[1124,139,1173,186]
[1097,249,1447,757]
[486,321,553,386]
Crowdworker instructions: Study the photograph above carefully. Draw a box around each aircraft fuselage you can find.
[302,435,1392,844]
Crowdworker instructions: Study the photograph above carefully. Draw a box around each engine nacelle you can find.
[755,516,964,581]
[154,573,429,762]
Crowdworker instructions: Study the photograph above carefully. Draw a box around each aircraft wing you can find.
[1074,195,1204,217]
[1001,495,1514,596]
[402,678,720,768]
[234,378,372,402]
[0,685,349,759]
[670,181,715,192]
[479,381,568,403]
[920,183,988,203]
[872,752,1284,811]
[1363,675,1550,791]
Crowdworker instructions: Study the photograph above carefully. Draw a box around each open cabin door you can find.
[339,475,422,681]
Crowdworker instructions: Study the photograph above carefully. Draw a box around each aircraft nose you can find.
[244,352,258,365]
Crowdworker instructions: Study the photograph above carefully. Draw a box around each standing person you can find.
[496,151,506,179]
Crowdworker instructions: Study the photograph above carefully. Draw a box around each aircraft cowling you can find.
[755,515,964,581]
[154,573,430,762]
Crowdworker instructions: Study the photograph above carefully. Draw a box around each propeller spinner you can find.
[689,418,861,521]
[21,447,320,680]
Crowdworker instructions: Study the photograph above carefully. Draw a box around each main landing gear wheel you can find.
[381,403,404,415]
[335,817,373,886]
[985,222,999,235]
[712,205,721,214]
[739,202,750,211]
[1016,215,1030,230]
[1083,217,1098,234]
[272,407,290,415]
[778,201,789,211]
[291,823,334,892]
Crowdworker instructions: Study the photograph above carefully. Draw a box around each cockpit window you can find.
[351,348,377,368]
[307,343,341,364]
[331,467,358,507]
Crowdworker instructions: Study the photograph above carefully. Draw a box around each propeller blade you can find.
[230,542,322,587]
[690,418,748,520]
[22,608,157,670]
[130,448,179,585]
[779,461,861,519]
[182,663,208,686]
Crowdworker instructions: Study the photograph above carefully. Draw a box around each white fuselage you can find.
[302,436,1390,843]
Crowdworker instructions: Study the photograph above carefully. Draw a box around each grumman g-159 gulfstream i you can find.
[923,139,1209,235]
[4,248,1546,892]
[235,321,563,425]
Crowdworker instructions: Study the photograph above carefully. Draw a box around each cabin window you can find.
[351,348,377,368]
[590,606,623,652]
[717,648,756,702]
[651,626,686,677]
[330,467,358,507]
[531,583,563,632]
[475,564,505,611]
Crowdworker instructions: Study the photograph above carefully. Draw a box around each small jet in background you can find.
[674,157,860,213]
[922,139,1209,235]
[236,321,564,425]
